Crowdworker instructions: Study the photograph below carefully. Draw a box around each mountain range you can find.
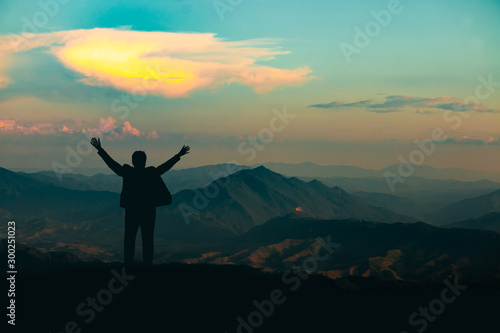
[16,163,500,222]
[257,162,500,182]
[18,162,500,194]
[18,163,250,194]
[424,190,500,225]
[2,163,500,277]
[446,212,500,233]
[0,166,411,260]
[307,176,500,218]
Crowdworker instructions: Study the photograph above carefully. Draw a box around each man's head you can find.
[132,151,147,169]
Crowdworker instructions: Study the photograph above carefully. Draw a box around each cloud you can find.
[0,28,312,97]
[0,116,159,140]
[434,102,500,113]
[308,99,371,109]
[0,119,57,135]
[308,95,499,114]
[370,108,400,113]
[0,120,16,131]
[308,101,344,109]
[146,131,160,140]
[108,121,143,139]
[122,121,141,137]
[61,125,73,133]
[440,136,500,146]
[99,116,117,133]
[85,118,158,140]
[415,108,435,115]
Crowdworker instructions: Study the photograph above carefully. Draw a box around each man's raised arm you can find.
[90,138,124,176]
[157,145,190,175]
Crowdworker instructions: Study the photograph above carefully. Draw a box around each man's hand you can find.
[91,137,102,151]
[177,145,190,157]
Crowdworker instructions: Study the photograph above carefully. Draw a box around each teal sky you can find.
[0,0,499,173]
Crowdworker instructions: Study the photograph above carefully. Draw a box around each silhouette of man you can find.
[90,137,190,265]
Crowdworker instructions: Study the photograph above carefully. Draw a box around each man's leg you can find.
[140,206,157,265]
[124,207,140,265]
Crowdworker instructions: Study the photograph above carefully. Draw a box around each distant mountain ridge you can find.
[0,167,119,222]
[18,163,250,194]
[256,162,378,178]
[425,189,500,225]
[14,162,500,191]
[447,212,500,233]
[305,176,500,219]
[258,162,500,182]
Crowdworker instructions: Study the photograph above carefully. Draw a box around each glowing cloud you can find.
[85,117,157,140]
[122,121,141,137]
[146,131,160,140]
[61,125,72,133]
[0,28,312,97]
[0,120,16,131]
[0,116,158,140]
[99,116,117,133]
[0,119,57,135]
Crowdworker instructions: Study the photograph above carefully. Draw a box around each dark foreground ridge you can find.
[6,263,499,332]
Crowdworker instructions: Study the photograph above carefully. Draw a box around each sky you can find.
[0,0,499,174]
